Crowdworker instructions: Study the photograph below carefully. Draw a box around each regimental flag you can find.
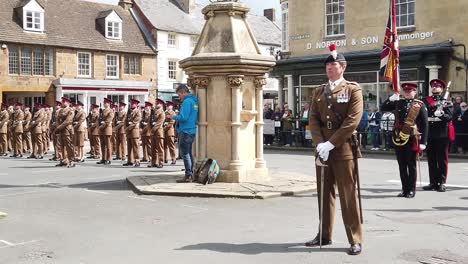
[380,0,400,93]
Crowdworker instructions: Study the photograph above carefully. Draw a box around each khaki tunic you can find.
[56,107,75,164]
[309,80,363,245]
[31,109,45,156]
[12,109,25,155]
[114,109,127,159]
[126,108,142,163]
[0,110,9,154]
[99,108,115,161]
[73,109,86,147]
[89,111,101,156]
[151,108,165,165]
[164,109,176,161]
[23,111,32,151]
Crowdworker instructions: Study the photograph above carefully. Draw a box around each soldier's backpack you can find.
[193,158,220,185]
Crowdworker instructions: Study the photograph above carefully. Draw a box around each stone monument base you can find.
[217,168,269,183]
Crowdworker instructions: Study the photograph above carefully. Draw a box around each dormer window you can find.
[19,0,45,32]
[97,10,123,40]
[107,21,121,39]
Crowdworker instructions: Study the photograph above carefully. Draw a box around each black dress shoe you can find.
[141,159,148,162]
[304,235,332,247]
[113,157,121,160]
[55,162,65,167]
[422,184,436,191]
[27,156,36,159]
[164,160,168,164]
[156,164,163,168]
[123,162,133,166]
[104,161,111,165]
[134,162,140,167]
[436,184,446,192]
[405,191,415,198]
[37,156,43,159]
[397,192,407,197]
[96,160,105,164]
[347,243,362,255]
[171,160,176,165]
[10,154,17,158]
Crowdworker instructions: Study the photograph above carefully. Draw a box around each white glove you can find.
[100,121,104,124]
[316,141,335,161]
[73,122,77,125]
[152,122,156,126]
[419,144,426,151]
[434,110,443,117]
[128,122,133,125]
[142,122,147,125]
[389,93,400,102]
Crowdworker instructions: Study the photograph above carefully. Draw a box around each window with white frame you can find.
[168,33,176,47]
[106,54,119,78]
[168,60,177,80]
[396,0,415,28]
[24,10,43,31]
[106,21,121,39]
[325,0,345,36]
[20,48,32,75]
[77,52,92,77]
[32,48,44,75]
[281,1,289,51]
[190,35,198,49]
[124,55,141,75]
[8,47,19,75]
[9,46,54,76]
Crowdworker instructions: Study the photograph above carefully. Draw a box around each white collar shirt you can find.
[328,78,345,91]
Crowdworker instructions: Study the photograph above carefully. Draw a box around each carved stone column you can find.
[228,75,244,170]
[254,76,267,168]
[194,76,209,161]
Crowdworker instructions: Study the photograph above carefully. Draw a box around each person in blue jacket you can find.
[168,84,198,182]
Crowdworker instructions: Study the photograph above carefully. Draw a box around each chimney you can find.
[118,0,133,10]
[177,0,196,14]
[264,8,276,23]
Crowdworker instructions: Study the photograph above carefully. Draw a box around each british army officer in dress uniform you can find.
[11,102,25,158]
[55,97,75,168]
[28,103,45,159]
[97,98,115,165]
[149,99,166,168]
[113,101,127,161]
[307,44,363,255]
[422,79,453,192]
[164,101,177,165]
[0,104,9,156]
[73,101,86,162]
[124,99,142,167]
[381,83,428,198]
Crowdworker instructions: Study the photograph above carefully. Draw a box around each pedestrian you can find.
[55,97,75,168]
[368,105,381,150]
[263,103,274,145]
[114,101,128,161]
[422,79,453,192]
[169,84,198,183]
[164,101,177,165]
[299,103,309,146]
[73,101,86,163]
[380,111,395,150]
[453,102,468,153]
[272,106,283,144]
[149,99,166,168]
[357,108,368,149]
[307,45,363,255]
[282,108,293,146]
[381,83,428,198]
[97,98,114,165]
[124,99,142,167]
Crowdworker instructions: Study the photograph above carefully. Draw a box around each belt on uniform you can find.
[325,121,340,130]
[428,117,442,122]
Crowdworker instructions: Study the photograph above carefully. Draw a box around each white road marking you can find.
[128,196,156,202]
[0,240,14,246]
[0,240,40,249]
[84,190,109,195]
[0,191,45,198]
[387,180,468,188]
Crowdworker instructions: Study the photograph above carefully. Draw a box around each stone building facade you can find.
[273,0,468,113]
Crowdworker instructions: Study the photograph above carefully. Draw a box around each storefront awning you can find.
[52,78,153,93]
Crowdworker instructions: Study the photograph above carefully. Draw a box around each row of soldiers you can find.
[0,102,52,158]
[0,97,178,168]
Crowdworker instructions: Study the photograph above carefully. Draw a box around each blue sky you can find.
[88,0,281,23]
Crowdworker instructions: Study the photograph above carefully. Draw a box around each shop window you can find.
[124,55,141,75]
[396,0,415,28]
[107,95,124,104]
[325,0,345,36]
